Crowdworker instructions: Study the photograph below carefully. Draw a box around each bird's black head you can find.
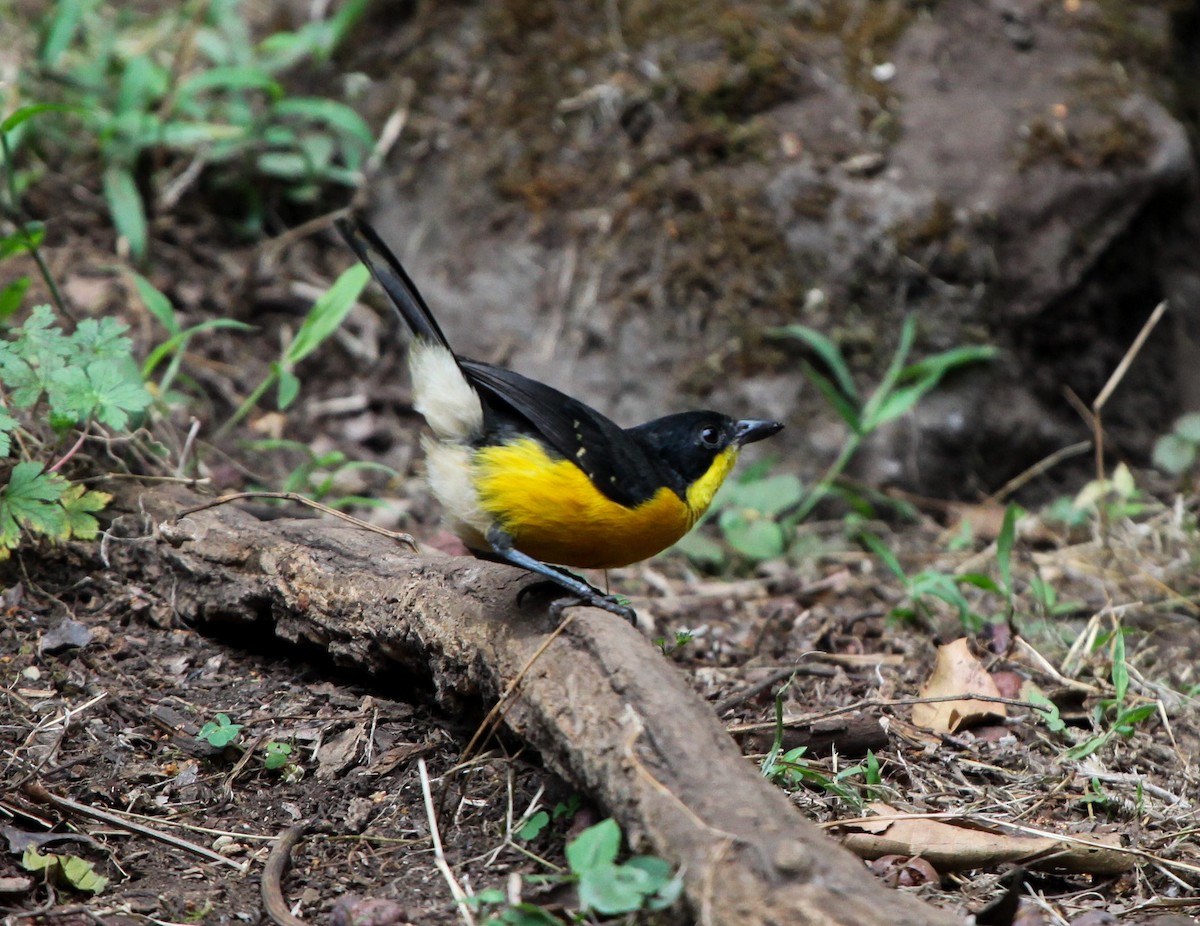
[629,411,783,493]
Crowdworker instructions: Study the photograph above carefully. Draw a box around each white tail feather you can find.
[409,341,483,441]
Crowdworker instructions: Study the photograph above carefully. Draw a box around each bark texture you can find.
[99,484,961,926]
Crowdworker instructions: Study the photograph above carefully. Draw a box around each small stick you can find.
[418,759,475,926]
[1091,300,1168,485]
[713,664,834,716]
[20,781,244,871]
[262,823,310,926]
[174,492,417,550]
[459,615,574,764]
[985,440,1092,505]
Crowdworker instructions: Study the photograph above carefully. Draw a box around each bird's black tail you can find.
[335,216,452,351]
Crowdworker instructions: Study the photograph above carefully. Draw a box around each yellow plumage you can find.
[473,439,739,569]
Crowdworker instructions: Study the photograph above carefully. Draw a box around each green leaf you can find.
[862,381,929,429]
[22,846,108,894]
[59,484,111,540]
[1112,703,1156,735]
[672,529,726,567]
[1152,433,1195,476]
[628,856,681,910]
[901,345,998,382]
[719,512,785,561]
[1064,733,1108,762]
[857,531,906,581]
[1027,690,1066,733]
[103,166,148,260]
[176,65,283,100]
[263,741,292,770]
[17,304,72,361]
[996,503,1020,601]
[770,324,858,402]
[1173,412,1200,443]
[142,317,254,379]
[565,819,620,874]
[0,223,45,259]
[257,151,310,180]
[72,317,133,362]
[197,712,242,748]
[115,55,169,116]
[0,278,30,321]
[273,97,374,150]
[3,460,65,507]
[1111,632,1128,706]
[0,407,17,456]
[1,103,81,134]
[39,0,93,66]
[517,811,548,841]
[130,272,178,335]
[723,473,804,516]
[802,364,861,432]
[158,120,247,148]
[48,360,152,429]
[275,365,301,410]
[578,862,655,915]
[859,316,915,431]
[284,263,368,365]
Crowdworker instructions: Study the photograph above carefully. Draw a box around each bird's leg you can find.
[486,526,637,624]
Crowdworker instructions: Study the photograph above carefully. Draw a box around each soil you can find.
[4,1,1200,925]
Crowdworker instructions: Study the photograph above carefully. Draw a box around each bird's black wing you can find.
[461,359,668,507]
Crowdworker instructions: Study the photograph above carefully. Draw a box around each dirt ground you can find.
[3,453,1200,925]
[3,2,1200,925]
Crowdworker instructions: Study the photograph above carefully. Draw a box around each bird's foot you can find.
[548,593,637,625]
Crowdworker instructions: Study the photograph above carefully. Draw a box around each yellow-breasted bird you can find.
[336,216,783,622]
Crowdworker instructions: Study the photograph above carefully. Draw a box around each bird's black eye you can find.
[699,426,721,449]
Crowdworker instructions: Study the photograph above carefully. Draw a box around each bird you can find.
[336,216,783,622]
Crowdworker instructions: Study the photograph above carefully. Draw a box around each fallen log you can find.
[98,483,961,926]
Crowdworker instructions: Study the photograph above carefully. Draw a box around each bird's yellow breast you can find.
[473,438,737,570]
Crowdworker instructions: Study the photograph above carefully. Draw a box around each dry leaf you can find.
[837,803,1132,875]
[912,637,1007,733]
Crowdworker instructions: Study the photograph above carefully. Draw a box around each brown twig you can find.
[984,440,1093,505]
[174,491,417,550]
[1091,299,1168,486]
[726,693,1043,735]
[20,780,245,871]
[713,664,835,716]
[262,823,310,926]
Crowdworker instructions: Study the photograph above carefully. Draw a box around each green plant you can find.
[1,106,79,321]
[771,316,996,523]
[1152,412,1200,478]
[197,712,242,748]
[654,628,696,656]
[0,305,154,558]
[759,679,883,807]
[262,740,292,770]
[216,260,368,438]
[469,819,682,925]
[677,318,994,567]
[1044,463,1147,530]
[1063,630,1157,761]
[856,503,1022,631]
[240,439,397,508]
[1028,690,1067,734]
[131,271,253,402]
[22,846,107,894]
[516,795,581,842]
[566,820,681,917]
[18,0,373,257]
[1028,575,1084,618]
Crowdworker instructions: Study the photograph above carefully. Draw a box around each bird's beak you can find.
[734,419,784,446]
